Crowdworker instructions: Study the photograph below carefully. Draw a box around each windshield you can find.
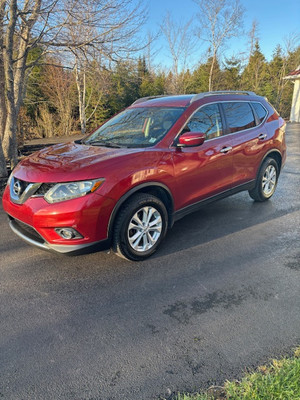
[84,107,185,148]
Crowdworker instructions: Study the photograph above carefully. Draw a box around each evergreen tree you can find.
[267,45,285,109]
[137,56,148,85]
[241,41,269,95]
[221,56,242,90]
[188,57,223,93]
[109,62,140,114]
[189,60,211,93]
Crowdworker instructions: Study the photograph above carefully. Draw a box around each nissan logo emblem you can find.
[13,180,22,197]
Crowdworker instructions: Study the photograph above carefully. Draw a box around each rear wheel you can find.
[249,157,279,202]
[112,193,168,261]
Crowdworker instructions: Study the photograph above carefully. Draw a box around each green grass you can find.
[173,347,300,400]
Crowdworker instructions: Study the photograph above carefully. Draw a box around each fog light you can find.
[55,228,83,240]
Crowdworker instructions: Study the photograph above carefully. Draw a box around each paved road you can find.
[1,124,299,400]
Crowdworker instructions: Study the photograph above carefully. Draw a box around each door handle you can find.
[220,146,232,153]
[258,133,267,140]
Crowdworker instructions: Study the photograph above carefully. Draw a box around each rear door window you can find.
[222,102,256,133]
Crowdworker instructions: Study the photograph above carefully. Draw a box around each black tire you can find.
[112,193,168,261]
[249,157,279,202]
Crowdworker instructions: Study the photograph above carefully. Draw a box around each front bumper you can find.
[2,185,115,252]
[8,216,102,253]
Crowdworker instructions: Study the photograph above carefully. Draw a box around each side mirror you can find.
[177,132,206,147]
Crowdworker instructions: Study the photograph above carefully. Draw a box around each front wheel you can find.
[112,193,168,261]
[249,157,279,202]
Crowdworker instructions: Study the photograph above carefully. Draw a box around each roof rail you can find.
[190,91,257,103]
[131,95,169,105]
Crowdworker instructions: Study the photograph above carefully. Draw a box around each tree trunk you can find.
[0,0,7,176]
[1,0,41,169]
[3,48,29,167]
[0,21,6,139]
[3,107,18,167]
[0,69,7,139]
[75,63,87,135]
[0,135,7,177]
[2,0,18,167]
[209,52,216,92]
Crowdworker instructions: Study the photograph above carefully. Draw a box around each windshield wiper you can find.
[87,140,124,148]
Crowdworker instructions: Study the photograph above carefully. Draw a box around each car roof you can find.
[130,91,263,108]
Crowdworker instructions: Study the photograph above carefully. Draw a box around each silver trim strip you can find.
[48,242,99,253]
[190,91,257,103]
[9,220,101,253]
[132,95,170,105]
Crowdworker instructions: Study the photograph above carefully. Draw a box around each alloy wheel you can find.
[262,165,277,196]
[127,206,162,252]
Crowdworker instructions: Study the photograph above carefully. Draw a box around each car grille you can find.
[10,177,42,204]
[13,178,31,195]
[9,216,45,244]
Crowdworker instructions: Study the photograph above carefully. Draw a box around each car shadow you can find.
[150,190,299,260]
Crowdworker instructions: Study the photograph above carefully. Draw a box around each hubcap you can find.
[262,165,277,196]
[127,206,162,252]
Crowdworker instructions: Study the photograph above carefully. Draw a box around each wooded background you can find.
[0,0,299,177]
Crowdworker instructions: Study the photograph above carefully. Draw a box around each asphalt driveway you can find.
[0,124,299,400]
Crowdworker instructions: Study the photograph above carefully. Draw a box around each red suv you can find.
[2,91,286,260]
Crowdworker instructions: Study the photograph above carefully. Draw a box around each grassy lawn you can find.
[173,347,300,400]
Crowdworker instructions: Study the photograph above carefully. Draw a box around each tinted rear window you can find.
[252,102,267,124]
[223,102,256,133]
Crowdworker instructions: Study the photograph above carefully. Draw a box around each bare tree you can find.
[0,0,43,174]
[160,12,195,94]
[248,19,259,61]
[144,31,160,74]
[38,62,75,136]
[0,0,6,140]
[0,0,7,174]
[194,0,244,91]
[0,0,69,174]
[67,0,147,135]
[0,0,146,176]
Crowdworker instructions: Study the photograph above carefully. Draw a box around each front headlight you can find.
[44,179,104,204]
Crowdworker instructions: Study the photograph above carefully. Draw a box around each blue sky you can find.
[144,0,300,69]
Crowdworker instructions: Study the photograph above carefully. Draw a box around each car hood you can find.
[13,142,143,183]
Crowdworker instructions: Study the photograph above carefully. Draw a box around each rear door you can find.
[173,103,234,209]
[221,101,268,187]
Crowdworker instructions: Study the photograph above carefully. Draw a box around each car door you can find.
[221,101,268,187]
[172,103,234,210]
